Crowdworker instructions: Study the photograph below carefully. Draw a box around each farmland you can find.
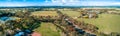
[60,10,80,17]
[31,11,58,16]
[34,22,61,36]
[0,8,120,36]
[60,10,120,34]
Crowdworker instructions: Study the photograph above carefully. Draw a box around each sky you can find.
[0,0,120,7]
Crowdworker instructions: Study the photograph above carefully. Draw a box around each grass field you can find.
[77,14,120,34]
[31,11,58,16]
[34,22,61,36]
[60,10,80,17]
[61,10,120,34]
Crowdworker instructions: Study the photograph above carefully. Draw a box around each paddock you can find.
[33,22,61,36]
[60,10,120,34]
[60,10,80,18]
[77,14,120,34]
[30,11,58,17]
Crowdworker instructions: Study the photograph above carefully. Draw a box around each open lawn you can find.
[31,11,58,16]
[77,14,120,34]
[61,10,120,34]
[34,22,61,36]
[60,10,80,17]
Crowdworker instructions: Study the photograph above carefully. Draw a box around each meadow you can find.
[34,22,61,36]
[31,11,61,36]
[31,11,58,16]
[61,10,120,34]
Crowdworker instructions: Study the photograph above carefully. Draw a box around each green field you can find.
[31,11,58,16]
[61,10,120,34]
[60,10,80,17]
[34,22,61,36]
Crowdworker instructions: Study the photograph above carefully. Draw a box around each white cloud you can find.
[0,0,120,6]
[45,0,81,6]
[111,2,120,5]
[35,1,120,6]
[80,2,120,6]
[0,2,35,7]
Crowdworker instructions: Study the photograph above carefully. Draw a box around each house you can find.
[31,32,41,36]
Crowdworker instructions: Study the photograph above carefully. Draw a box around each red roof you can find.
[31,32,41,36]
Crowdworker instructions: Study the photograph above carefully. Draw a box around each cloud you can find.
[0,0,120,6]
[111,2,120,5]
[80,1,120,6]
[45,0,118,6]
[44,0,81,6]
[0,2,36,7]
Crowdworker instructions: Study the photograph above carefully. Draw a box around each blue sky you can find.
[0,0,120,7]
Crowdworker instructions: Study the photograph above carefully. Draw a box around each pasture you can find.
[31,11,58,16]
[34,22,61,36]
[60,10,80,17]
[61,10,120,34]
